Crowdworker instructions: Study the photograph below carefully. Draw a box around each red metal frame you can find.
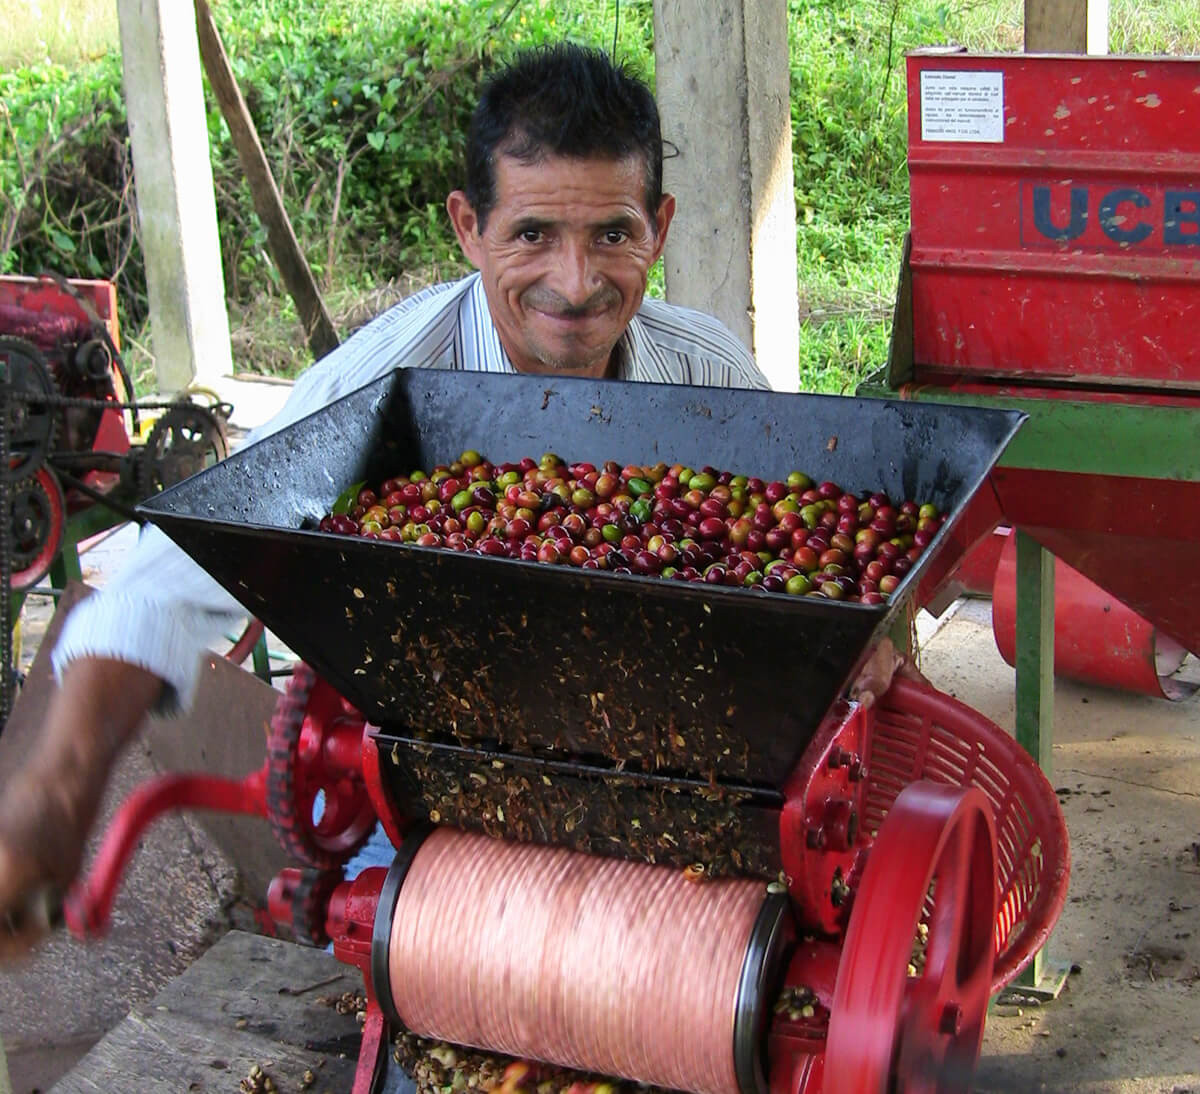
[779,699,871,937]
[990,465,1200,655]
[991,529,1195,699]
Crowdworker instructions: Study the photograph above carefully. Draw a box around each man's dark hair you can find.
[464,42,664,231]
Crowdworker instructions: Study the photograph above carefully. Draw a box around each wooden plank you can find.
[193,0,339,361]
[1024,0,1088,51]
[114,0,234,391]
[55,931,363,1093]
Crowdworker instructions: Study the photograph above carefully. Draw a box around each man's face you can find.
[447,153,675,377]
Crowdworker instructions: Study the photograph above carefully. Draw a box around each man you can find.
[0,42,770,954]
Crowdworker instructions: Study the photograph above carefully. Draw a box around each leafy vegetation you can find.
[2,0,1198,392]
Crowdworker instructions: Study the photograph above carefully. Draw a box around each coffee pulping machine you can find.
[66,371,1070,1093]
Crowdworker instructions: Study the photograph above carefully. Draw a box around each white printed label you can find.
[920,70,1004,143]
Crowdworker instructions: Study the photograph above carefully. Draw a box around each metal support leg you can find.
[251,629,271,682]
[1003,529,1070,1001]
[1014,529,1054,772]
[49,540,84,587]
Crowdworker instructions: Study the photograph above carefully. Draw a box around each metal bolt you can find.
[828,747,851,769]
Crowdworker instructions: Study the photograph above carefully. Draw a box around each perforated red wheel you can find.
[825,782,997,1093]
[266,663,376,870]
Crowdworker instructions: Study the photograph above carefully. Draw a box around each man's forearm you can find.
[32,657,166,808]
[0,657,166,954]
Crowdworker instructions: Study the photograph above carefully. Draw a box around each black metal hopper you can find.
[137,370,1023,790]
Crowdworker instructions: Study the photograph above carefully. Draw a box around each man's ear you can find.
[446,191,484,267]
[650,193,676,264]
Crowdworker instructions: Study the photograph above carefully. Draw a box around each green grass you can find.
[0,0,119,68]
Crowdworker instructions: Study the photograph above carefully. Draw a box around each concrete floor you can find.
[0,374,1195,1092]
[0,378,292,1094]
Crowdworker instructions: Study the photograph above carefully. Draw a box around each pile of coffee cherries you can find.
[319,451,943,603]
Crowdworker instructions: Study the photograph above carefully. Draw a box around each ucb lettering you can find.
[1164,191,1200,244]
[1031,186,1200,245]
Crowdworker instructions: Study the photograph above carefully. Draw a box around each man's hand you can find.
[849,636,930,710]
[0,773,85,956]
[0,658,163,958]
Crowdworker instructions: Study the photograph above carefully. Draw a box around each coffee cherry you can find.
[324,455,939,605]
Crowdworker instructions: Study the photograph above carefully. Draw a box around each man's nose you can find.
[552,240,600,306]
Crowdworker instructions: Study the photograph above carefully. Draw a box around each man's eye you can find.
[601,229,629,245]
[518,229,543,243]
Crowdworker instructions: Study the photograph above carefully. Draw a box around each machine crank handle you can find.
[64,767,269,939]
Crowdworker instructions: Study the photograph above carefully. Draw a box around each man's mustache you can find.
[523,287,620,317]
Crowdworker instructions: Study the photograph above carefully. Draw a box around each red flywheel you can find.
[824,782,998,1093]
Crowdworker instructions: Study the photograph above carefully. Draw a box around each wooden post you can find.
[654,0,800,391]
[1024,0,1109,53]
[1011,0,1106,1001]
[116,0,233,392]
[194,0,339,361]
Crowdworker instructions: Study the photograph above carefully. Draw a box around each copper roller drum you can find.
[373,828,790,1094]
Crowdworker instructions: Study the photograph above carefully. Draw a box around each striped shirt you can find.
[53,273,768,713]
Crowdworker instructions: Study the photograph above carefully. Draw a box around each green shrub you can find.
[1,0,650,342]
[0,55,132,287]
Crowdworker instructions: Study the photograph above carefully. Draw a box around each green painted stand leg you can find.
[49,541,84,587]
[251,629,271,682]
[1002,529,1071,1002]
[1014,529,1054,772]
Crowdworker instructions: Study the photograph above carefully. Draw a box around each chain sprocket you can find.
[266,663,375,870]
[135,402,229,498]
[0,336,59,482]
[9,467,66,591]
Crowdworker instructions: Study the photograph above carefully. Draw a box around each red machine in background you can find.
[929,525,1197,701]
[0,274,231,721]
[864,52,1200,711]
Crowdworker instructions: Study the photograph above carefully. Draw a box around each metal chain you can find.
[6,386,231,417]
[1,374,14,726]
[4,385,228,480]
